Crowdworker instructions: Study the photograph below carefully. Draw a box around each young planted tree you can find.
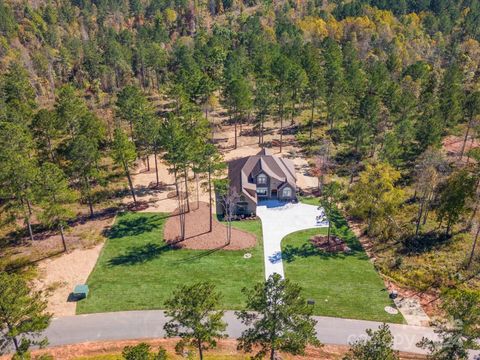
[35,162,76,252]
[236,274,321,360]
[436,170,476,236]
[215,179,240,245]
[321,181,342,242]
[0,272,51,356]
[417,289,480,360]
[112,127,138,206]
[343,324,399,360]
[164,282,226,360]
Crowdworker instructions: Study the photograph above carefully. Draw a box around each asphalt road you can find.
[43,310,437,354]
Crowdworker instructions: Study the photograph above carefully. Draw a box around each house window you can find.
[256,187,268,196]
[257,174,267,184]
[283,187,292,197]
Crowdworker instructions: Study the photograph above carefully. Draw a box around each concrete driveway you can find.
[256,201,328,279]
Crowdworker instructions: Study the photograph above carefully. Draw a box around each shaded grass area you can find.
[282,201,404,323]
[77,212,263,314]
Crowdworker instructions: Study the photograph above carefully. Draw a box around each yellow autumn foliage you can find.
[297,16,328,41]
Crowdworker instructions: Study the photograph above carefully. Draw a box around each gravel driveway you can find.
[256,201,328,279]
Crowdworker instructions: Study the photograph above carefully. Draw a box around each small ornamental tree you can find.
[112,127,138,205]
[0,273,51,357]
[321,181,342,242]
[236,274,322,360]
[215,179,240,245]
[343,324,399,360]
[164,282,226,360]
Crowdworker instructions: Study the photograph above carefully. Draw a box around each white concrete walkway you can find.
[256,201,328,279]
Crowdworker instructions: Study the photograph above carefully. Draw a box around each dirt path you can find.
[32,243,105,317]
[0,338,428,360]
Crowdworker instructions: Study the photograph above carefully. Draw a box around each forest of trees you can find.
[1,0,479,303]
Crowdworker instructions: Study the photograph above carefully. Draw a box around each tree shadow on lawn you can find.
[108,242,174,266]
[105,214,167,239]
[107,240,227,266]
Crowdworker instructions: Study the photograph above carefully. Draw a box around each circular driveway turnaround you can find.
[256,201,329,279]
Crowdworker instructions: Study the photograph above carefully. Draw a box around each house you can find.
[219,149,297,216]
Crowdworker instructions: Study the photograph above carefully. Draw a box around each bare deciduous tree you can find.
[218,185,240,245]
[413,149,449,235]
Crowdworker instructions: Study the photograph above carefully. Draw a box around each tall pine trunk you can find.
[234,112,238,149]
[309,98,315,141]
[154,150,159,187]
[467,223,480,269]
[279,105,284,153]
[83,176,94,218]
[124,161,137,205]
[198,341,203,360]
[195,172,200,209]
[459,117,473,161]
[184,169,190,213]
[60,224,67,252]
[208,164,213,232]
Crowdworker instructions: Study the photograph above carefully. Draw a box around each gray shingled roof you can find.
[227,149,297,204]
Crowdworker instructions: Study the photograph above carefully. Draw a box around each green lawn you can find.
[77,212,264,314]
[281,206,404,323]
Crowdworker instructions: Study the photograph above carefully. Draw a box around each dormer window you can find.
[257,174,267,184]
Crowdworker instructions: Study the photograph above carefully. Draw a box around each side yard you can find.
[77,212,263,314]
[281,207,404,323]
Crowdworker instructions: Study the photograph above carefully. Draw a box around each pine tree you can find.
[112,127,138,205]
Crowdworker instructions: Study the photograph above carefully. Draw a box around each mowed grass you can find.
[281,206,404,323]
[77,212,263,314]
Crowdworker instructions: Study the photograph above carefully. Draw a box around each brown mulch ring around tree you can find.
[163,202,256,250]
[310,235,351,253]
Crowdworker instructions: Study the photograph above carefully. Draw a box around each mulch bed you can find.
[163,202,256,250]
[310,235,351,253]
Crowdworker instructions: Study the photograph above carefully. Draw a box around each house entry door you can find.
[271,189,278,198]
